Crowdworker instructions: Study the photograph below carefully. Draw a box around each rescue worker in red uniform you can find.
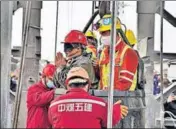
[48,67,128,128]
[26,64,56,128]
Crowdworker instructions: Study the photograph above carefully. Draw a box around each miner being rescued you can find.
[48,67,128,128]
[53,30,98,89]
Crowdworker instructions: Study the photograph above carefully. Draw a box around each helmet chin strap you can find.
[42,77,47,87]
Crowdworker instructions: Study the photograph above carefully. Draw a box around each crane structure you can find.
[1,1,176,128]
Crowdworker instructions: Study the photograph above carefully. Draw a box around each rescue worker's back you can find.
[49,67,128,128]
[49,88,121,128]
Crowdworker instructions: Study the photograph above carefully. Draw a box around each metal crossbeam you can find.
[54,89,145,98]
[155,82,176,103]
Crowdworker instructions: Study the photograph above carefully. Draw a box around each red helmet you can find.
[42,64,56,77]
[63,30,88,46]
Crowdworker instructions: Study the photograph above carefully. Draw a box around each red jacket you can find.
[48,88,121,128]
[26,80,54,128]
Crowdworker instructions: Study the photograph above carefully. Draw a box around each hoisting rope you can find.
[160,1,165,128]
[67,1,70,31]
[54,1,59,62]
[12,1,32,128]
[91,1,95,31]
[70,1,73,29]
[67,1,72,30]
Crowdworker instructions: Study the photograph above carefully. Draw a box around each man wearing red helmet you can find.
[26,64,56,128]
[54,30,98,89]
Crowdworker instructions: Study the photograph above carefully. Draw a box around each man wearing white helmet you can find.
[49,67,128,128]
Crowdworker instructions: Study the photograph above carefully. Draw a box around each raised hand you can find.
[55,52,66,68]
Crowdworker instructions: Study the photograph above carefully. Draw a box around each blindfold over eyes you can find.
[64,43,81,52]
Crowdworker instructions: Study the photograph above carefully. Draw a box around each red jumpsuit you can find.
[48,88,121,128]
[26,81,54,128]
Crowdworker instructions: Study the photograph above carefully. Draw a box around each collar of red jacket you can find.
[115,38,124,51]
[66,88,88,94]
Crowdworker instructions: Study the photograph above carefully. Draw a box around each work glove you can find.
[115,100,128,119]
[55,52,66,68]
[102,86,108,90]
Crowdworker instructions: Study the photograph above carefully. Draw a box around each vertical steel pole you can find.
[91,1,95,31]
[54,1,59,61]
[160,1,164,128]
[12,1,32,128]
[107,1,117,128]
[0,1,13,128]
[137,1,161,128]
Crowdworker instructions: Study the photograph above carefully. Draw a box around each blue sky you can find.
[11,1,176,62]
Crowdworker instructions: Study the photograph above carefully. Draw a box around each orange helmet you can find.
[65,67,90,86]
[62,30,88,46]
[42,64,56,77]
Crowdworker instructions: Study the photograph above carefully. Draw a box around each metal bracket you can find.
[28,77,36,83]
[13,1,22,14]
[29,25,43,30]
